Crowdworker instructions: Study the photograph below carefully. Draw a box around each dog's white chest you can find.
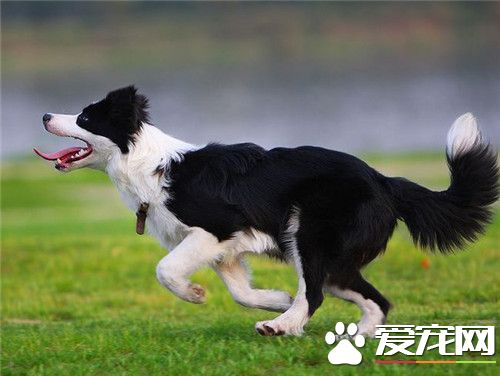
[107,162,188,251]
[145,202,189,250]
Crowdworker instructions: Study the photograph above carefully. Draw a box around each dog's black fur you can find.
[161,119,498,319]
[77,86,150,153]
[41,86,499,328]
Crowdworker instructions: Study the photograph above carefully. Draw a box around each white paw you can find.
[255,320,303,336]
[356,325,377,338]
[186,283,206,304]
[357,317,384,338]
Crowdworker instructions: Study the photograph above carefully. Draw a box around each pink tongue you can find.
[33,147,83,161]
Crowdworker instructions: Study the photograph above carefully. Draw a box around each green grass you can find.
[1,154,499,375]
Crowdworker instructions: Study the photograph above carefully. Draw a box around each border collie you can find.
[34,86,498,337]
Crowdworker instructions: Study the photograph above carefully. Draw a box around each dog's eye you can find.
[78,115,89,123]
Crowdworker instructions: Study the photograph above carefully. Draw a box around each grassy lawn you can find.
[1,154,498,375]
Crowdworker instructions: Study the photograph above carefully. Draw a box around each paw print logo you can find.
[325,322,365,365]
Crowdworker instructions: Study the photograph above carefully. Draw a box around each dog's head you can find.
[34,86,150,171]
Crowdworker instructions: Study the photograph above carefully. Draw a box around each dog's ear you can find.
[106,85,150,130]
[105,86,151,153]
[134,91,150,127]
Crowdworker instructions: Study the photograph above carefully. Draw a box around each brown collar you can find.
[136,202,149,235]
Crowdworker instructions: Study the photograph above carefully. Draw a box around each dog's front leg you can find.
[156,227,224,303]
[215,256,293,312]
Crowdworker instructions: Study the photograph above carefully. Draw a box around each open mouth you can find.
[33,138,93,170]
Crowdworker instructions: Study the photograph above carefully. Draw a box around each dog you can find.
[34,86,498,337]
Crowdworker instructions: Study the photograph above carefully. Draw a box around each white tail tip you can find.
[446,113,482,159]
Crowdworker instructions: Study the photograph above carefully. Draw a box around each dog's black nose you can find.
[42,113,52,124]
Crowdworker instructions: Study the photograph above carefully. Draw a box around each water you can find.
[2,67,499,158]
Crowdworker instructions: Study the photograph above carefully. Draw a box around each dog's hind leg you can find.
[215,256,293,312]
[255,209,327,336]
[254,251,311,336]
[325,272,390,337]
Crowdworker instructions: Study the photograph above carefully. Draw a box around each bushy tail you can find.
[389,113,499,253]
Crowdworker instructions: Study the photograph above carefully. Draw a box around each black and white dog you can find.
[35,86,498,337]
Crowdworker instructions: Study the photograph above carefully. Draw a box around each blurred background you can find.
[2,2,500,156]
[2,4,500,373]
